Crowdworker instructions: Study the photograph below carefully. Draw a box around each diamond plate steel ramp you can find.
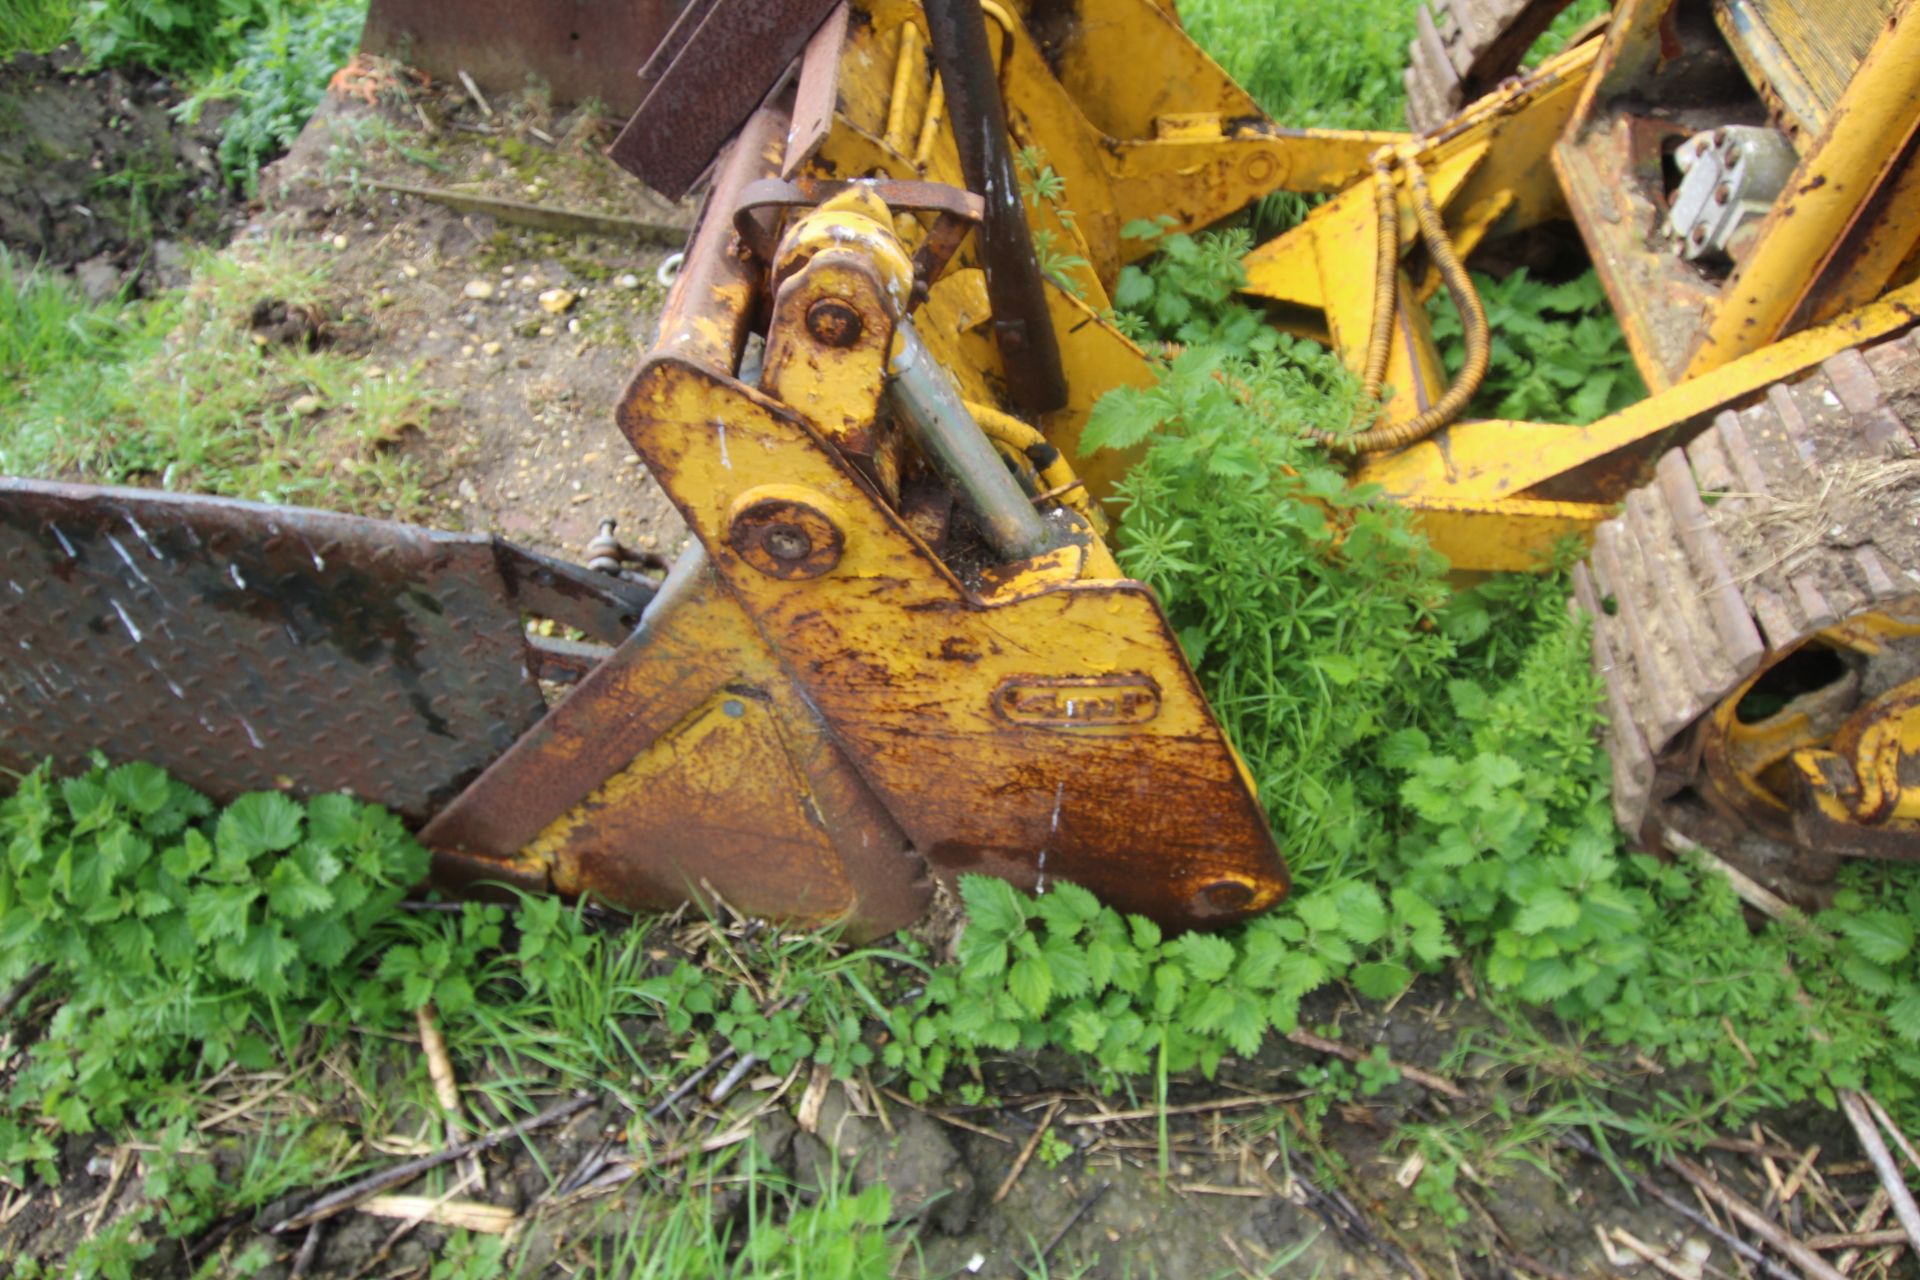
[0,480,555,821]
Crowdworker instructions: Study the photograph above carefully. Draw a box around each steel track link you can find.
[1404,0,1586,132]
[1574,331,1920,896]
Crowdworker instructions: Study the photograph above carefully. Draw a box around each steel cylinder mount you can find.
[727,484,849,579]
[1667,126,1798,263]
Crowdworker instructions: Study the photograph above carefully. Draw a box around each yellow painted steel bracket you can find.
[602,162,1287,931]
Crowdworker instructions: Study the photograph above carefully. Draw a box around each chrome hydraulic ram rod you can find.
[887,320,1055,562]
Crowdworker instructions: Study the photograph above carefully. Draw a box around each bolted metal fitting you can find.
[726,485,848,579]
[805,297,864,348]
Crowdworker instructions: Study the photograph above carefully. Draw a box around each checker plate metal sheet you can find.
[0,480,549,821]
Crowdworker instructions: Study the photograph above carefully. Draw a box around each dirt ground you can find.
[250,83,693,568]
[1,55,1912,1280]
[0,51,238,294]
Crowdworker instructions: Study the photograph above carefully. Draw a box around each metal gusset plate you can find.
[609,0,845,198]
[0,480,642,821]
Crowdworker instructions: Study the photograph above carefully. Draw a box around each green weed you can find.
[1180,0,1416,130]
[0,247,150,387]
[0,760,427,1155]
[1430,269,1646,424]
[1527,0,1611,66]
[180,0,366,190]
[586,1149,899,1279]
[0,0,76,54]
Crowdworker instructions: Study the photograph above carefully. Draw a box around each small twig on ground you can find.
[1062,1090,1310,1126]
[553,1138,615,1199]
[288,1221,324,1280]
[455,69,493,117]
[706,1052,761,1107]
[1283,1105,1428,1280]
[1037,1181,1110,1264]
[1667,1154,1846,1280]
[83,1147,131,1237]
[1560,1132,1797,1280]
[358,1194,516,1234]
[416,1001,478,1187]
[0,963,52,1022]
[1285,1029,1465,1100]
[1778,1145,1821,1207]
[993,1100,1061,1206]
[272,1093,593,1233]
[1611,1227,1699,1280]
[649,1048,737,1120]
[1838,1090,1920,1255]
[1837,1190,1892,1275]
[881,1089,1014,1144]
[1861,1092,1920,1174]
[1810,1229,1907,1251]
[344,1168,481,1280]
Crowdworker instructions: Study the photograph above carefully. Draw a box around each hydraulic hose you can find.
[1316,156,1490,456]
[1358,155,1400,409]
[963,400,1106,533]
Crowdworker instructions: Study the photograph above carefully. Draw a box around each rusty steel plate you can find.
[0,480,552,821]
[360,0,683,114]
[610,0,843,198]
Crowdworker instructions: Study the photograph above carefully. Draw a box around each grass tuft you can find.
[0,239,435,518]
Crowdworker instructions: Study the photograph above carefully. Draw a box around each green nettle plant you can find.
[1430,268,1646,424]
[0,760,425,1172]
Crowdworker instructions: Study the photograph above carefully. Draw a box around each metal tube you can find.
[887,322,1055,562]
[922,0,1068,415]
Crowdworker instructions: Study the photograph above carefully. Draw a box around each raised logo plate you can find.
[992,674,1162,728]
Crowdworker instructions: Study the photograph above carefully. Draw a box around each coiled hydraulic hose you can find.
[964,400,1107,534]
[1316,156,1490,456]
[1356,155,1400,410]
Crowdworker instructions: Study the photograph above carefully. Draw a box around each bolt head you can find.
[763,525,812,562]
[805,298,864,348]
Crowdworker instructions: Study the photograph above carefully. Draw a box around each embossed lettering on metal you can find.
[991,675,1162,728]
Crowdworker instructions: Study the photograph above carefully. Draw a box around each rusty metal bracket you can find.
[360,0,681,114]
[611,0,845,198]
[732,176,984,304]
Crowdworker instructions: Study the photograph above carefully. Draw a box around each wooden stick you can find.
[456,69,493,118]
[1037,1181,1110,1264]
[357,1195,516,1234]
[1780,1145,1821,1205]
[416,1004,462,1122]
[1666,1155,1847,1280]
[993,1100,1061,1205]
[272,1094,592,1233]
[288,1222,324,1280]
[1284,1029,1466,1100]
[1611,1227,1699,1280]
[1838,1090,1920,1255]
[1062,1090,1311,1126]
[1860,1092,1920,1175]
[648,1047,736,1119]
[1808,1229,1906,1251]
[1837,1190,1891,1275]
[1663,830,1829,937]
